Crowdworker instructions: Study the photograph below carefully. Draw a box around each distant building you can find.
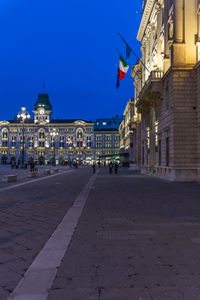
[119,99,139,165]
[0,92,94,165]
[0,92,122,166]
[93,116,123,164]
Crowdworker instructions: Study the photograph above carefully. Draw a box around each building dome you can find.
[34,93,52,111]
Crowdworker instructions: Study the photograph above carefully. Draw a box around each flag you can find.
[118,55,129,80]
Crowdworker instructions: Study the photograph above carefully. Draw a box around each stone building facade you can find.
[119,99,138,165]
[93,116,123,164]
[0,92,122,166]
[131,0,200,180]
[0,92,94,165]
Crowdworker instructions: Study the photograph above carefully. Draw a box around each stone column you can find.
[196,1,200,60]
[174,0,184,43]
[157,5,162,59]
[141,45,145,83]
[164,0,171,72]
[172,0,186,65]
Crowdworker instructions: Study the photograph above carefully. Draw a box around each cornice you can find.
[137,0,155,42]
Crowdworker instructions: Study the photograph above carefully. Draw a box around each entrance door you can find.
[38,156,45,165]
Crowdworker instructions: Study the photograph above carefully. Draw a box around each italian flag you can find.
[118,55,129,80]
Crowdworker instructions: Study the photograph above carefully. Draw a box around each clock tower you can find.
[33,92,52,124]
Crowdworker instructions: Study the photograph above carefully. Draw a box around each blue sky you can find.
[0,0,142,121]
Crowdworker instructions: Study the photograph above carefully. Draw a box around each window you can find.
[2,129,8,138]
[77,141,83,147]
[166,137,169,167]
[96,142,102,148]
[102,122,106,126]
[76,129,83,139]
[105,135,111,141]
[2,141,8,147]
[39,131,45,139]
[142,146,144,165]
[159,140,161,166]
[87,142,91,147]
[39,141,45,147]
[96,135,102,141]
[59,142,64,148]
[105,142,112,148]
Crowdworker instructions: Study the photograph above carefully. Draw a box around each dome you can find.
[34,93,52,111]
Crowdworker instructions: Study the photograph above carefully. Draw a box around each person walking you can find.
[114,162,118,174]
[92,163,96,174]
[109,162,113,174]
[11,160,14,169]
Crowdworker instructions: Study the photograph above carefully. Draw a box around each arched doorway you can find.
[1,155,8,165]
[50,157,55,165]
[59,156,64,165]
[38,156,45,165]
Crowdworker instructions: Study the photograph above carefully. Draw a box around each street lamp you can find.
[50,129,58,166]
[17,106,30,167]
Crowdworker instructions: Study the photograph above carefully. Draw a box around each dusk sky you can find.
[0,0,142,121]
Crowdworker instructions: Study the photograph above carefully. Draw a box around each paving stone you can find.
[0,168,92,298]
[48,288,98,300]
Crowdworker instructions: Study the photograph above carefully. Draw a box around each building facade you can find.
[93,116,123,164]
[0,92,94,165]
[0,93,122,166]
[119,98,140,165]
[130,0,200,180]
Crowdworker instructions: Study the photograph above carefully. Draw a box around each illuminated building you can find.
[130,0,200,180]
[0,92,94,165]
[119,99,139,165]
[93,116,123,164]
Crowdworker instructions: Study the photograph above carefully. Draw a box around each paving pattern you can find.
[1,166,200,299]
[48,168,200,300]
[0,167,92,299]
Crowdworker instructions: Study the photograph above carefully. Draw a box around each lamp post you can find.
[50,129,58,166]
[17,106,30,168]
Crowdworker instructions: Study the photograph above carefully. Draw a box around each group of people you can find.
[108,162,118,174]
[92,161,119,174]
[11,159,21,169]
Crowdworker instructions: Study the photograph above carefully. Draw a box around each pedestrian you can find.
[114,162,118,174]
[109,162,113,174]
[30,160,34,172]
[11,160,14,169]
[92,163,96,174]
[98,161,101,168]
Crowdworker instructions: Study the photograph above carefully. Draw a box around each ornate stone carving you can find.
[137,88,162,118]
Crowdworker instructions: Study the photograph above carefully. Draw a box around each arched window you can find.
[2,129,8,138]
[76,128,83,139]
[39,130,45,139]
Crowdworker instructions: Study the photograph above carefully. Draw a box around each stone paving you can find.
[0,167,92,299]
[0,165,70,189]
[1,166,200,299]
[48,168,200,300]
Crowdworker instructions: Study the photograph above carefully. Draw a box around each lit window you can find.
[102,122,106,126]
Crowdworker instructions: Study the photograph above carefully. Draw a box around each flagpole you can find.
[118,32,151,74]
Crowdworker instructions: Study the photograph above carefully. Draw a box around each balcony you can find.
[136,70,163,117]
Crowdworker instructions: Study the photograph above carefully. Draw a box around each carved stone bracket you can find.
[137,88,162,118]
